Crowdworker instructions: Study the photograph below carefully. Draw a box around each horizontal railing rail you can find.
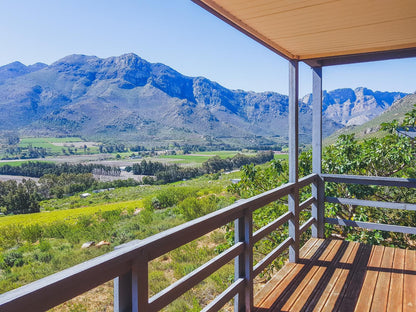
[322,174,416,235]
[0,173,319,312]
[321,173,416,188]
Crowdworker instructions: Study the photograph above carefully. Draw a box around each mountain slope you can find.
[0,53,407,147]
[325,93,416,144]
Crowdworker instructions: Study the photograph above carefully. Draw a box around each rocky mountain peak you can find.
[0,53,408,146]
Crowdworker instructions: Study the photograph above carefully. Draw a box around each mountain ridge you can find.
[0,53,407,147]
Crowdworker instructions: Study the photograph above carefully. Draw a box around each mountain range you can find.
[0,53,408,147]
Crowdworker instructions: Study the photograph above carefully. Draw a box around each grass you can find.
[274,153,288,160]
[0,200,143,228]
[0,160,53,167]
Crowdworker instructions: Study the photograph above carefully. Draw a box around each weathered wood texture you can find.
[254,238,416,312]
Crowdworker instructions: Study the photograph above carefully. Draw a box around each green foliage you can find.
[176,195,219,221]
[1,250,24,269]
[0,161,119,178]
[0,179,41,215]
[229,123,416,255]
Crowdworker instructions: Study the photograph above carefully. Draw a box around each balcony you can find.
[0,173,415,311]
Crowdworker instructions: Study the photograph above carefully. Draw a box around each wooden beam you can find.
[303,47,416,67]
[288,59,300,263]
[312,66,322,175]
[311,66,325,238]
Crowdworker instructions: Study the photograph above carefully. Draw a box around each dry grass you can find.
[49,281,113,312]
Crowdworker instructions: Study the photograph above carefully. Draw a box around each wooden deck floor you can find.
[254,238,416,312]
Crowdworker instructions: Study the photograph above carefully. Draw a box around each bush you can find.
[1,250,24,268]
[22,224,43,243]
[176,195,219,221]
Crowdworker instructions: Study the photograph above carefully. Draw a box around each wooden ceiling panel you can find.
[193,0,416,65]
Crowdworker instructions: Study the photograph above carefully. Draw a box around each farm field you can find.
[18,137,100,154]
[0,160,52,166]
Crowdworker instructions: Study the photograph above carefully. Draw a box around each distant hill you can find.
[325,93,416,144]
[0,53,407,147]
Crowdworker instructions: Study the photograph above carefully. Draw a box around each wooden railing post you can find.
[288,185,300,262]
[114,240,141,312]
[312,176,325,238]
[288,59,299,263]
[234,211,253,312]
[311,66,324,238]
[132,251,148,312]
[114,273,132,312]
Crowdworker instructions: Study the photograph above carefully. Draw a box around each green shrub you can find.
[176,195,219,221]
[22,224,43,243]
[1,250,24,268]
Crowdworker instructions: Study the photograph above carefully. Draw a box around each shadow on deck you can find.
[254,238,416,312]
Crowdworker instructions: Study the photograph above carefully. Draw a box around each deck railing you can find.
[322,174,416,235]
[0,173,414,311]
[0,173,319,312]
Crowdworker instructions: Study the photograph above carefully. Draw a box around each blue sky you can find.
[0,0,414,97]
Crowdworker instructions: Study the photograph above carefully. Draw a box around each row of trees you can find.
[202,151,274,173]
[3,145,48,159]
[0,180,41,215]
[0,172,141,214]
[130,151,275,184]
[0,162,120,178]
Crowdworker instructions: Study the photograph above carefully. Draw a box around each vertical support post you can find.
[288,60,299,263]
[114,273,132,312]
[234,211,253,312]
[311,66,325,238]
[131,252,148,312]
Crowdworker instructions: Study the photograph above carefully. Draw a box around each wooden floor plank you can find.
[253,239,415,312]
[336,242,372,312]
[387,248,405,312]
[260,239,327,310]
[314,242,359,312]
[354,245,385,312]
[280,240,342,311]
[370,246,394,312]
[254,238,318,307]
[403,249,416,312]
[291,240,356,312]
[254,238,322,310]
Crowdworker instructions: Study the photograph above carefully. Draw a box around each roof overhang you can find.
[192,0,416,66]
